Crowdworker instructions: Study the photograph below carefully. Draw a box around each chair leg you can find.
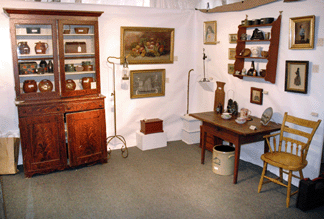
[299,170,304,180]
[258,162,268,193]
[286,171,293,208]
[279,168,283,182]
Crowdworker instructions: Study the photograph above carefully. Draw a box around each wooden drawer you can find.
[65,99,104,112]
[18,104,64,117]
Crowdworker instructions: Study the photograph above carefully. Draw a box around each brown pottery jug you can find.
[81,77,93,90]
[23,80,37,93]
[17,42,30,55]
[38,79,53,92]
[66,79,76,91]
[35,41,48,54]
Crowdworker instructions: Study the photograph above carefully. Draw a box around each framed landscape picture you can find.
[285,60,309,94]
[130,69,165,99]
[229,34,237,44]
[289,15,315,49]
[121,27,174,64]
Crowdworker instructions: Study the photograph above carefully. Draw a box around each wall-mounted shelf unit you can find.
[234,14,281,84]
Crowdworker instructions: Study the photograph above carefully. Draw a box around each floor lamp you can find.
[106,56,129,159]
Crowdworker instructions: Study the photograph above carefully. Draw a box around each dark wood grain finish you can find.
[190,111,281,184]
[65,99,104,112]
[19,113,66,177]
[18,104,64,117]
[67,109,107,166]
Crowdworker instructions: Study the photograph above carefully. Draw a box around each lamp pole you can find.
[106,56,128,159]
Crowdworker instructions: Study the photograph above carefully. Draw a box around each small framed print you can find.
[289,15,315,49]
[250,87,263,105]
[228,48,236,60]
[229,34,237,44]
[285,60,309,94]
[228,64,234,74]
[204,21,217,44]
[130,69,165,99]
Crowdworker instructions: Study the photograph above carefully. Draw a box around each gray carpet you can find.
[1,141,323,219]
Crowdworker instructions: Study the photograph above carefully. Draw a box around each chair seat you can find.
[261,152,307,171]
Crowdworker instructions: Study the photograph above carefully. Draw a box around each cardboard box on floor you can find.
[0,136,20,175]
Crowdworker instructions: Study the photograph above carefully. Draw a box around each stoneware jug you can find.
[80,77,93,90]
[66,79,76,91]
[38,79,53,92]
[23,80,37,93]
[17,42,30,55]
[35,41,48,54]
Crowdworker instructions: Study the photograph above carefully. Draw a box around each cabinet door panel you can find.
[19,113,66,175]
[66,109,107,166]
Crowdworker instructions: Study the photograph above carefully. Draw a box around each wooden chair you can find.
[258,112,321,208]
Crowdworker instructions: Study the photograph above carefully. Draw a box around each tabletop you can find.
[189,111,282,136]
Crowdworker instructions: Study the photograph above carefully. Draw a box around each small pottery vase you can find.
[38,79,53,92]
[81,77,93,90]
[23,80,37,93]
[17,42,30,55]
[66,79,76,91]
[35,41,48,54]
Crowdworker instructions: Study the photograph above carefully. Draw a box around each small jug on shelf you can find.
[17,42,30,55]
[35,41,48,54]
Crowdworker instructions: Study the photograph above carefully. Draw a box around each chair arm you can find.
[264,132,280,152]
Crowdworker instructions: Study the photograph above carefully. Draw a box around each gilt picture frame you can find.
[285,60,309,94]
[121,27,174,64]
[250,87,263,105]
[289,15,315,49]
[130,69,165,99]
[229,34,237,44]
[228,48,236,60]
[204,21,217,44]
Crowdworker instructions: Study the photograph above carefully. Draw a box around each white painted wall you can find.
[0,0,323,186]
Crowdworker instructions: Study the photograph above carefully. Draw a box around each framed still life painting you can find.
[130,69,165,99]
[289,15,315,49]
[285,60,309,94]
[120,27,174,64]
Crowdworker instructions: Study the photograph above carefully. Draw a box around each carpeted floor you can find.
[1,141,323,219]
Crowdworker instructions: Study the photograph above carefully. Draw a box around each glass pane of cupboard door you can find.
[59,21,100,97]
[13,20,59,100]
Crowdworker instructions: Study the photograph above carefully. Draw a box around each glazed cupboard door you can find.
[66,109,107,166]
[10,19,60,101]
[58,20,101,97]
[19,113,67,177]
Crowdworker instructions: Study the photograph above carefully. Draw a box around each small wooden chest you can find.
[65,42,86,53]
[140,118,163,135]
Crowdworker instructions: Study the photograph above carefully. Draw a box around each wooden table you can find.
[189,111,281,184]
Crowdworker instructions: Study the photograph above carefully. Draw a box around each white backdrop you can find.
[0,0,323,186]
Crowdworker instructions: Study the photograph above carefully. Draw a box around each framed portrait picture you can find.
[229,34,237,44]
[228,64,234,74]
[250,87,263,105]
[285,60,309,94]
[120,27,174,64]
[130,69,165,99]
[204,21,217,44]
[289,15,315,49]
[228,48,236,60]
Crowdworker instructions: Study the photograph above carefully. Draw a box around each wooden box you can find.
[65,42,86,53]
[140,118,163,135]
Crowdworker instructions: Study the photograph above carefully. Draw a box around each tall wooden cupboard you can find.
[4,8,108,177]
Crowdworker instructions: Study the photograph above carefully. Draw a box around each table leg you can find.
[233,143,241,184]
[264,138,269,154]
[201,128,206,164]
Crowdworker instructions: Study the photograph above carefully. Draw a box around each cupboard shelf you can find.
[234,14,281,84]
